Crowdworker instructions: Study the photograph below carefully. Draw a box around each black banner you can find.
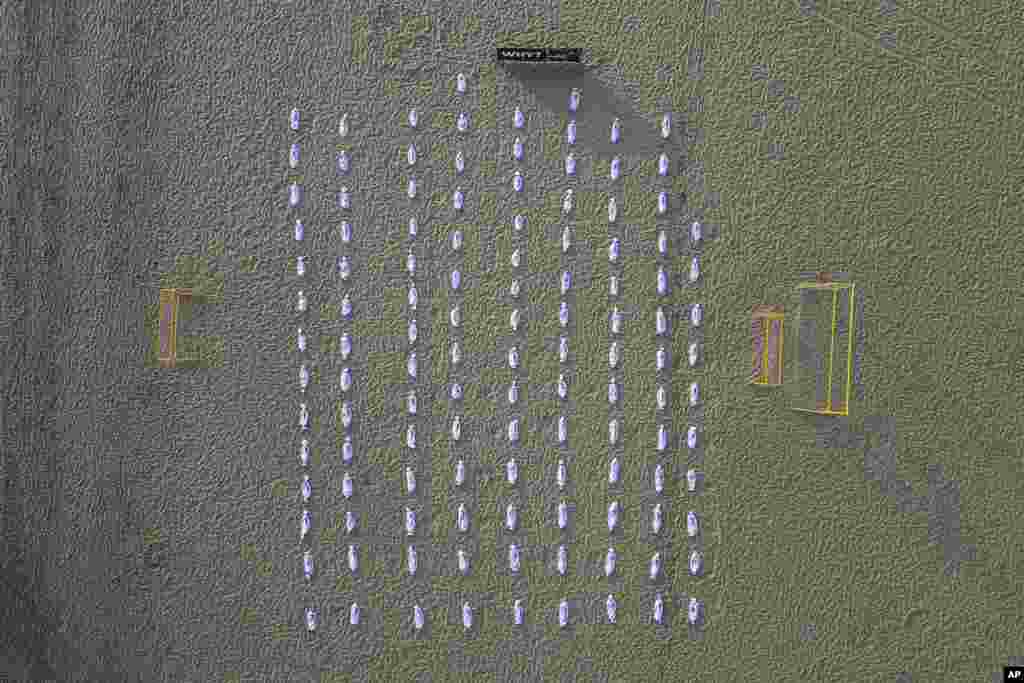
[496,48,582,63]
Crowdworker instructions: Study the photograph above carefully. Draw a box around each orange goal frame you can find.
[751,305,785,386]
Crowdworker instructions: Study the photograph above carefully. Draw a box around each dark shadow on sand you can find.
[499,63,678,162]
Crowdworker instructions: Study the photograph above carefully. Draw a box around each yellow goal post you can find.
[791,275,856,416]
